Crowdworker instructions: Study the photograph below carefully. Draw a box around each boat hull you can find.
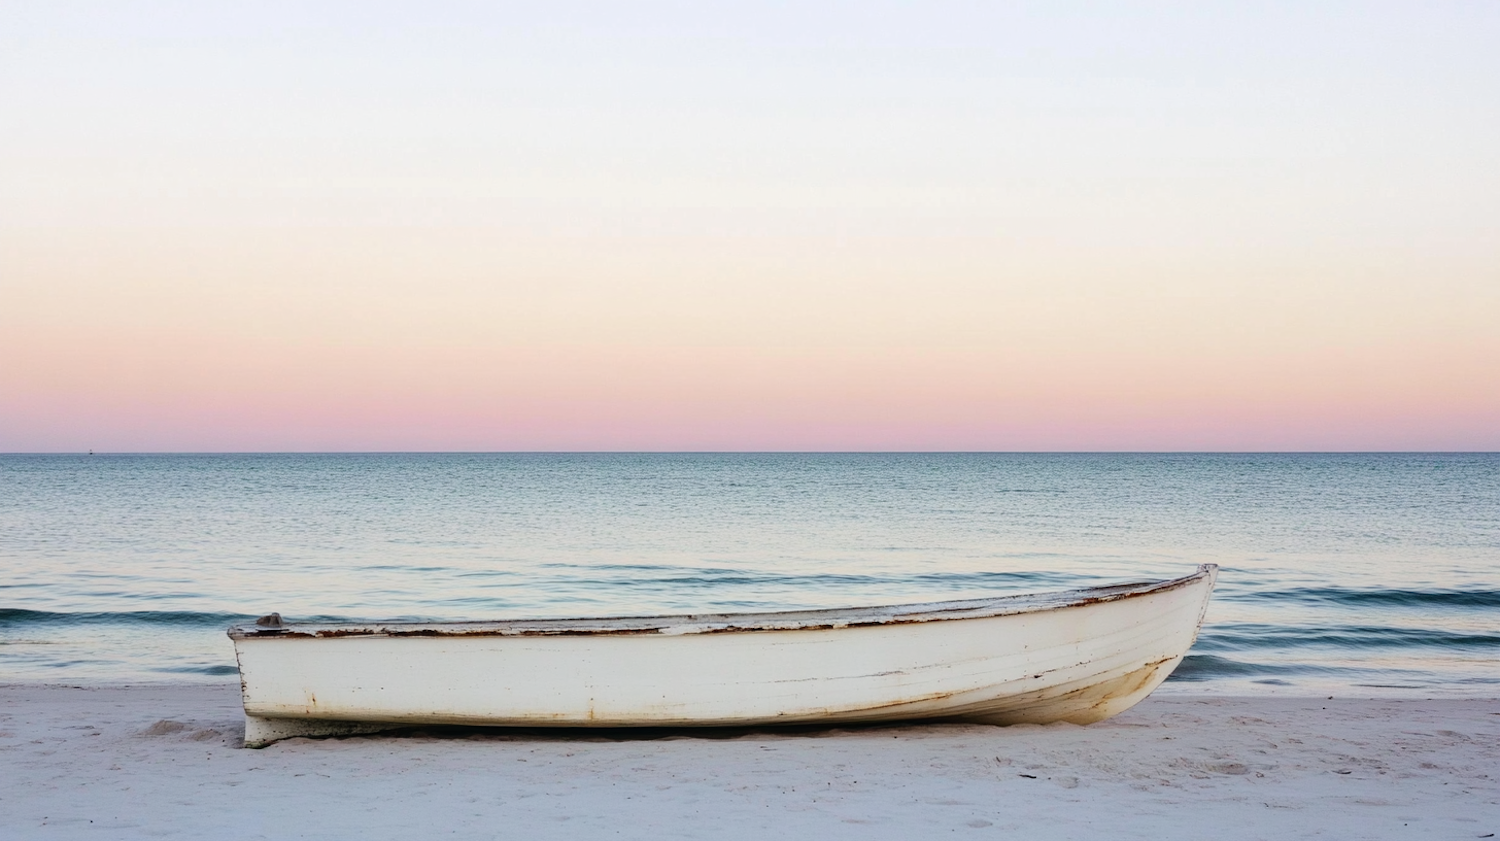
[231,565,1216,747]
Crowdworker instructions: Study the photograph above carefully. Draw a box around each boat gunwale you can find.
[228,564,1216,640]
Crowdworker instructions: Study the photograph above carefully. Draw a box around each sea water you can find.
[2,453,1496,695]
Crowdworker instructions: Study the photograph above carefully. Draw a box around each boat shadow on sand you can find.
[248,717,1051,746]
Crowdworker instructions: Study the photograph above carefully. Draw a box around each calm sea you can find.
[2,453,1496,695]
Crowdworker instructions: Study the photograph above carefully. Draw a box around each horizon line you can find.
[4,450,1497,457]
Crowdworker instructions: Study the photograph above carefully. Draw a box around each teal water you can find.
[2,453,1496,694]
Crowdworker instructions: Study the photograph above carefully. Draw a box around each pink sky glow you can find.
[3,5,1497,451]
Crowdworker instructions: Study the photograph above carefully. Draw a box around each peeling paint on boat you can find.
[230,565,1217,747]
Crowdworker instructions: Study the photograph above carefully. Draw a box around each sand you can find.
[0,683,1494,840]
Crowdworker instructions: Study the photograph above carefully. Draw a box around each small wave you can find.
[155,664,240,676]
[0,609,351,628]
[1232,587,1500,608]
[1196,624,1500,650]
[1165,654,1331,682]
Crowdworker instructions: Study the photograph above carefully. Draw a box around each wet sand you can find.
[0,683,1495,840]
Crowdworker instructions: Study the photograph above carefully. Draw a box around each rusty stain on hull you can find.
[233,565,1218,747]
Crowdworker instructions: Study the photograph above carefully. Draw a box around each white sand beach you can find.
[0,684,1494,840]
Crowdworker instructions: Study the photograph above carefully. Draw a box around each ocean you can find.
[2,453,1496,695]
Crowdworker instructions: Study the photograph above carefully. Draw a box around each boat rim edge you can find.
[228,564,1218,640]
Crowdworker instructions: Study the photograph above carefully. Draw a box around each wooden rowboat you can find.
[229,564,1217,747]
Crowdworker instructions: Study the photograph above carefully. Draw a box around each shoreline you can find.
[1,683,1495,839]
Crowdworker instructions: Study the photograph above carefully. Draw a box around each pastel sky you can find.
[3,2,1497,451]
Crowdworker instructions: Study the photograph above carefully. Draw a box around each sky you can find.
[2,2,1497,451]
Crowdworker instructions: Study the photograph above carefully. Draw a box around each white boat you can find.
[229,564,1217,747]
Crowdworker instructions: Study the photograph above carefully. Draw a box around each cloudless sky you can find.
[3,1,1497,451]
